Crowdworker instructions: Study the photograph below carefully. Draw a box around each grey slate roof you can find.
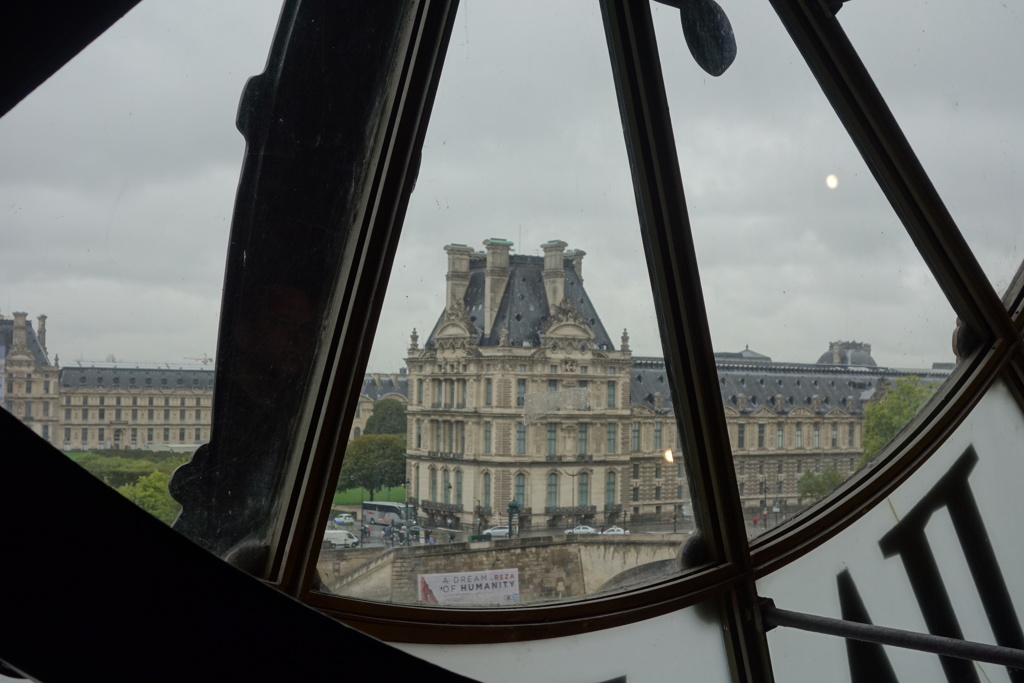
[59,362,215,390]
[0,319,50,366]
[360,371,409,401]
[426,254,615,351]
[630,356,950,416]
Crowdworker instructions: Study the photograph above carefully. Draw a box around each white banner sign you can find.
[418,568,519,606]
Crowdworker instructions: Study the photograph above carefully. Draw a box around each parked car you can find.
[334,513,355,525]
[602,526,630,535]
[324,528,360,548]
[564,525,597,535]
[481,525,511,538]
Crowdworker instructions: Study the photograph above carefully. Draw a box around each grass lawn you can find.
[333,486,407,506]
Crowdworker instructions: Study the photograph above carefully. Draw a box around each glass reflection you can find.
[651,2,957,531]
[316,0,702,607]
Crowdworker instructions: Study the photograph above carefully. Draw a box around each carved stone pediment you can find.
[541,297,595,346]
[434,300,477,351]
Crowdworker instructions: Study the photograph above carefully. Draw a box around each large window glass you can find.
[0,0,281,528]
[652,1,957,531]
[316,0,701,609]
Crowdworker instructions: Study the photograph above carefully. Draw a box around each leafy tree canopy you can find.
[117,470,181,525]
[337,434,407,500]
[797,467,845,501]
[860,376,939,467]
[364,398,407,436]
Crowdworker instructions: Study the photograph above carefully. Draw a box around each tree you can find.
[337,434,407,500]
[363,398,407,436]
[117,470,181,525]
[797,467,845,501]
[859,376,939,467]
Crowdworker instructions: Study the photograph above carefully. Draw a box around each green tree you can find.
[337,434,407,500]
[859,376,939,467]
[363,398,407,436]
[117,470,181,525]
[797,467,845,501]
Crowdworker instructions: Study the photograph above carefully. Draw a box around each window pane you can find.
[652,2,957,532]
[317,0,702,608]
[840,3,1024,296]
[0,0,278,529]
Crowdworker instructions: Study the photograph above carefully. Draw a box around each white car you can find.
[324,528,360,548]
[564,525,597,535]
[334,513,355,525]
[602,526,630,535]
[481,525,511,538]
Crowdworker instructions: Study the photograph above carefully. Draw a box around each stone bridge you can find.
[317,535,685,604]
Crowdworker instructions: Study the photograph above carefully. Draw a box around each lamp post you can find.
[507,498,521,538]
[558,468,592,529]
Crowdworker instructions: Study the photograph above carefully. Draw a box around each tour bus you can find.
[361,501,416,526]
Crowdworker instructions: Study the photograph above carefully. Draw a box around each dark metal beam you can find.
[763,603,1024,671]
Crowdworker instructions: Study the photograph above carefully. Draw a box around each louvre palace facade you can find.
[401,240,952,531]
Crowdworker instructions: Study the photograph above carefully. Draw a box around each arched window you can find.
[482,472,491,509]
[514,473,525,506]
[578,472,589,507]
[605,470,616,506]
[547,472,558,508]
[442,469,451,504]
[428,468,437,502]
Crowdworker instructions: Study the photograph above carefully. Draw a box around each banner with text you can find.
[418,568,519,606]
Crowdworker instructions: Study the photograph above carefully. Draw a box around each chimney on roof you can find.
[444,244,475,308]
[567,248,586,280]
[12,312,28,349]
[483,239,512,335]
[542,240,568,309]
[36,314,47,351]
[830,341,841,364]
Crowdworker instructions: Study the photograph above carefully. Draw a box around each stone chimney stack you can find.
[542,240,568,309]
[36,314,47,351]
[567,248,586,280]
[483,238,512,335]
[444,244,475,308]
[12,312,28,349]
[830,341,841,364]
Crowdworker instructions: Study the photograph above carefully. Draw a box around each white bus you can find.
[361,501,416,526]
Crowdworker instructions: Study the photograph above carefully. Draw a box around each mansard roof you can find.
[59,362,215,390]
[360,371,409,401]
[425,253,615,351]
[0,318,50,366]
[633,354,950,417]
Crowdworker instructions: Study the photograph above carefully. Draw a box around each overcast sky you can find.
[1,0,1020,374]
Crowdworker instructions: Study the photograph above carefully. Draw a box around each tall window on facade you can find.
[516,378,526,407]
[777,423,784,449]
[606,423,616,454]
[579,473,589,507]
[631,486,639,502]
[443,470,452,504]
[606,381,616,408]
[605,471,616,506]
[484,422,492,454]
[483,472,491,509]
[430,468,437,502]
[848,422,855,447]
[758,423,765,449]
[415,420,422,448]
[547,423,557,456]
[654,421,662,450]
[577,423,588,455]
[654,485,661,501]
[548,379,558,393]
[631,421,640,451]
[455,470,463,506]
[632,463,639,479]
[813,423,820,448]
[796,422,803,448]
[485,378,492,406]
[516,423,526,455]
[514,474,525,506]
[737,423,746,449]
[831,422,838,448]
[547,473,558,507]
